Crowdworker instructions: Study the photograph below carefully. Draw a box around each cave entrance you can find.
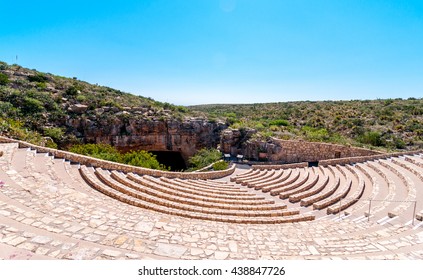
[308,161,319,167]
[149,151,187,171]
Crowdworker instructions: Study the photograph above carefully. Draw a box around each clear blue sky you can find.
[1,0,422,105]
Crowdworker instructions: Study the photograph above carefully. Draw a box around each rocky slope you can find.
[0,62,224,162]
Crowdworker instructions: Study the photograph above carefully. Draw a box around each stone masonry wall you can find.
[242,138,381,163]
[0,136,235,180]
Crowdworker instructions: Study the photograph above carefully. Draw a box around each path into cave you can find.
[149,151,187,171]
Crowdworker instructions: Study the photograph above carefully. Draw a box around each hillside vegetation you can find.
[190,98,423,151]
[2,61,422,155]
[0,61,191,148]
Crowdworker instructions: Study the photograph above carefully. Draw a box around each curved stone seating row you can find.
[327,165,365,214]
[344,163,377,215]
[289,172,329,203]
[80,166,314,224]
[378,160,416,217]
[186,179,238,189]
[392,157,423,182]
[238,169,280,186]
[111,170,276,207]
[155,176,259,199]
[240,170,278,186]
[364,161,399,218]
[313,178,352,211]
[308,165,349,210]
[229,168,260,182]
[252,169,292,190]
[172,177,243,193]
[261,169,302,193]
[269,168,310,196]
[233,170,269,184]
[245,169,284,188]
[300,166,341,207]
[279,170,320,200]
[97,168,286,212]
[405,155,423,168]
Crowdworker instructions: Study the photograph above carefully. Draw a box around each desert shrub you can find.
[121,150,168,170]
[269,119,289,126]
[76,94,87,103]
[69,144,168,170]
[301,126,330,142]
[0,61,8,70]
[188,148,222,170]
[357,131,384,147]
[28,73,48,83]
[212,161,229,171]
[43,127,64,143]
[69,143,121,162]
[22,97,44,114]
[36,82,47,89]
[0,73,9,85]
[65,85,79,97]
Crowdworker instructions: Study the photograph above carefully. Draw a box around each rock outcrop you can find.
[67,115,227,162]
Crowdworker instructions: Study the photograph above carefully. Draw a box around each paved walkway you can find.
[1,143,423,260]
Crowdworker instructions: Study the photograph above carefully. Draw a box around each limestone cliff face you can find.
[66,115,227,162]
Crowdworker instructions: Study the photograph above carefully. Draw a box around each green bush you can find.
[28,73,48,83]
[43,127,64,143]
[0,61,8,70]
[357,131,384,147]
[269,119,289,126]
[212,161,228,171]
[69,143,121,162]
[188,148,222,170]
[68,143,168,170]
[22,97,44,114]
[121,150,168,170]
[0,73,9,85]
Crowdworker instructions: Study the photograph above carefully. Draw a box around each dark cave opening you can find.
[149,151,187,171]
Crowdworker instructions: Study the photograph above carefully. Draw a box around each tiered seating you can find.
[289,167,329,203]
[252,169,292,190]
[312,165,352,210]
[79,166,314,224]
[269,168,310,196]
[378,159,416,218]
[229,169,260,182]
[261,168,301,193]
[112,171,273,206]
[2,141,423,261]
[278,168,320,199]
[300,166,340,207]
[326,165,365,214]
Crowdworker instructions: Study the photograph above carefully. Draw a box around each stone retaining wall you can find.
[268,139,381,163]
[0,136,235,179]
[252,162,308,170]
[241,138,381,163]
[319,150,423,166]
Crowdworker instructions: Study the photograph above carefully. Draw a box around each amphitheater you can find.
[1,136,423,260]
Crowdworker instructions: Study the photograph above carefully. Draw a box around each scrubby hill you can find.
[1,61,422,153]
[0,62,194,148]
[190,98,423,151]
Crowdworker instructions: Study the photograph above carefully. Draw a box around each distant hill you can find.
[190,98,423,151]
